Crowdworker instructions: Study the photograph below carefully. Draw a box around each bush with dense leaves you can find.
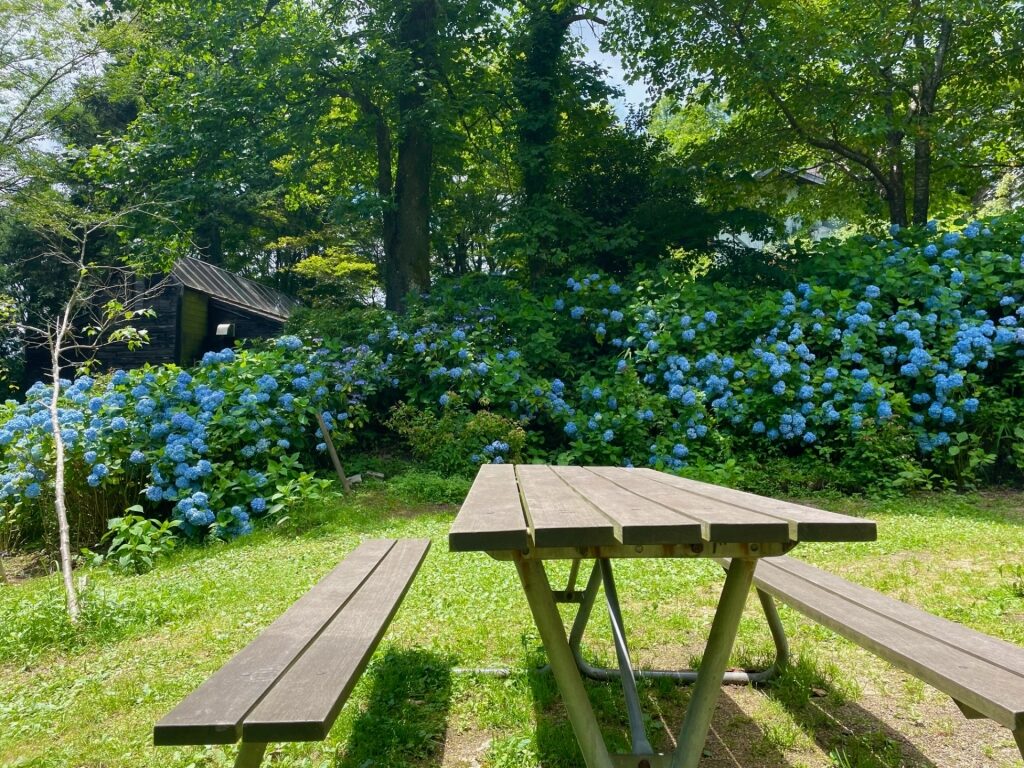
[301,213,1024,488]
[3,214,1024,549]
[0,337,384,544]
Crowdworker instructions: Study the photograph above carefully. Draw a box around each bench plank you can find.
[637,469,876,542]
[754,557,1024,730]
[516,464,617,548]
[591,467,790,543]
[551,466,702,545]
[449,464,529,552]
[241,538,430,742]
[767,556,1024,675]
[153,539,399,746]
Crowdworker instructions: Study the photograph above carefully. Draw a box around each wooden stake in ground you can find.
[315,413,352,493]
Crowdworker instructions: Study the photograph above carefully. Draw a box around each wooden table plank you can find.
[589,467,790,543]
[241,538,431,742]
[449,464,529,552]
[638,469,876,542]
[550,466,702,545]
[516,464,618,548]
[153,539,397,746]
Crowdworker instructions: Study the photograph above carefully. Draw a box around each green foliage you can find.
[0,0,108,196]
[386,398,526,476]
[617,0,1024,226]
[88,509,180,574]
[387,470,472,505]
[289,213,1024,495]
[290,249,378,308]
[999,563,1024,599]
[0,337,383,549]
[0,579,178,664]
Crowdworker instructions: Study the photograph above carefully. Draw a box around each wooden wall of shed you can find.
[204,300,285,353]
[179,289,209,365]
[91,283,181,372]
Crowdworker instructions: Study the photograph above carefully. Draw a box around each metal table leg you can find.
[671,558,757,768]
[599,558,654,755]
[561,562,787,686]
[514,554,614,768]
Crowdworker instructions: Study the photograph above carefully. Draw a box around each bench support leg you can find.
[1014,729,1024,759]
[234,742,267,768]
[671,557,756,768]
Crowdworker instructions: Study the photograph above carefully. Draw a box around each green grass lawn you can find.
[1,474,1023,768]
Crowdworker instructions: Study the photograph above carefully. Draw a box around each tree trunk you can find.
[384,0,438,313]
[886,184,908,228]
[514,0,575,281]
[49,341,80,623]
[912,136,931,225]
[453,232,468,275]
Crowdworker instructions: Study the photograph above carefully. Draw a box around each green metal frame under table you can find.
[502,544,785,768]
[553,558,789,690]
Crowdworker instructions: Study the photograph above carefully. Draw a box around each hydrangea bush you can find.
[343,213,1024,485]
[3,214,1024,548]
[0,337,384,542]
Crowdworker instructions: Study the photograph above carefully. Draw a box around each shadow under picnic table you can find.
[766,655,939,768]
[524,647,804,768]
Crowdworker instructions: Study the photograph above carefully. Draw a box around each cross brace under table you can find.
[515,555,789,768]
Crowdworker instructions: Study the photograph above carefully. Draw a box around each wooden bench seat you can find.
[154,538,430,766]
[752,555,1024,757]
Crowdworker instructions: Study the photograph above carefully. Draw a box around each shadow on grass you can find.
[521,642,801,767]
[766,655,938,768]
[335,647,454,768]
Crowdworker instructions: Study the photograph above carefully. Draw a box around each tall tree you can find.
[609,0,1024,226]
[0,0,107,197]
[83,0,499,311]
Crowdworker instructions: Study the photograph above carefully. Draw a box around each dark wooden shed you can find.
[96,258,301,370]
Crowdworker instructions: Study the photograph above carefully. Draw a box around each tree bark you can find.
[514,0,576,281]
[910,18,953,225]
[885,183,908,228]
[912,136,931,225]
[49,334,80,622]
[384,0,438,312]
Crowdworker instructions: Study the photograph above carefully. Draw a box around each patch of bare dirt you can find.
[440,725,496,767]
[0,550,50,584]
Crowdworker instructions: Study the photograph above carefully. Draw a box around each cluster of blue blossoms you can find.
[4,217,1024,544]
[540,220,1024,467]
[0,337,383,539]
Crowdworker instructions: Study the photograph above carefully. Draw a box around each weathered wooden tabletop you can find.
[449,464,876,556]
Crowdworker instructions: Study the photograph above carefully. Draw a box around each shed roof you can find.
[172,258,300,322]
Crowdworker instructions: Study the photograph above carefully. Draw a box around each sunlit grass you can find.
[1,478,1022,767]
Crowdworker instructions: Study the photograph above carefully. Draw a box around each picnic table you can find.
[449,464,876,768]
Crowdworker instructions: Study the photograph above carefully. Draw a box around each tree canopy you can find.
[609,0,1024,226]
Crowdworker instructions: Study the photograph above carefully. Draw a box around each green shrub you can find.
[386,397,527,476]
[87,510,181,574]
[388,471,472,505]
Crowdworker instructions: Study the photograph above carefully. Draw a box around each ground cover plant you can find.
[0,473,1022,768]
[2,215,1024,557]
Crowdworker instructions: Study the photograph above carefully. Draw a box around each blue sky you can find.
[572,19,651,117]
